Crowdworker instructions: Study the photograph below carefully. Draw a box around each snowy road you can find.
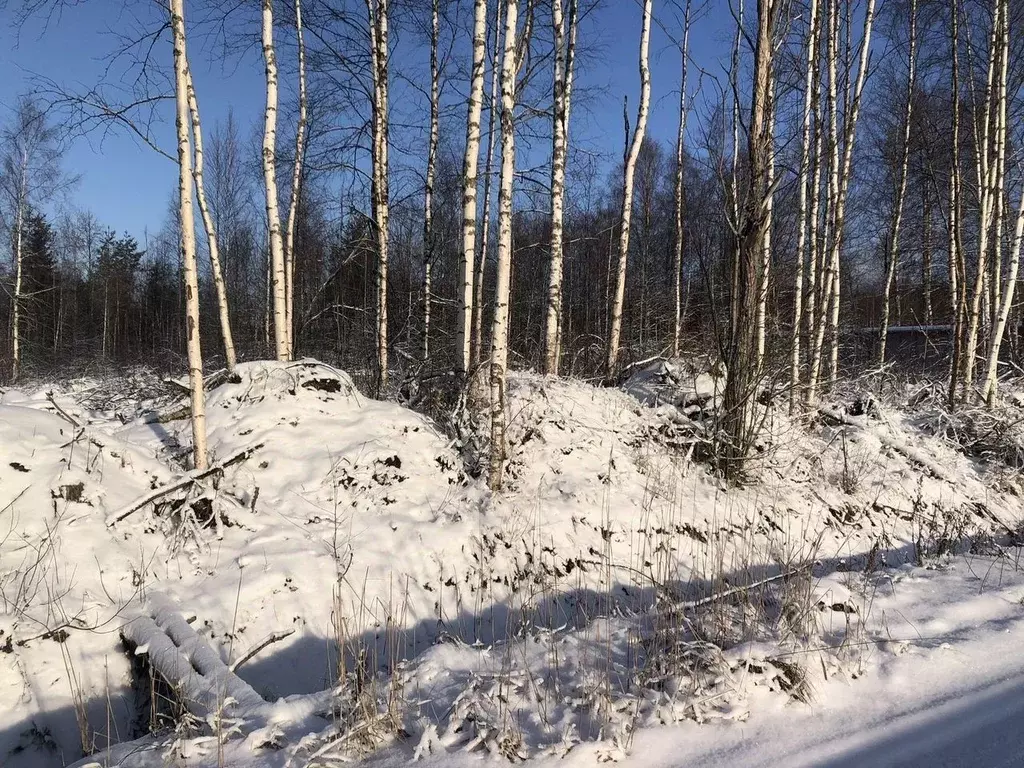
[579,565,1024,768]
[394,559,1024,768]
[612,651,1024,768]
[591,672,1024,768]
[816,674,1024,767]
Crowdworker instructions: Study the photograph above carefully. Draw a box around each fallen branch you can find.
[46,391,82,428]
[105,443,264,526]
[579,557,799,608]
[230,628,296,672]
[164,367,235,394]
[820,407,952,482]
[679,568,801,610]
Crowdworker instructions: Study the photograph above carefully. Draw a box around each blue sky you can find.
[0,0,734,242]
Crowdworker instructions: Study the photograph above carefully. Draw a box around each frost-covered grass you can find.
[2,359,1023,766]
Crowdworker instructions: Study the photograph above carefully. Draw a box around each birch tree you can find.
[170,0,208,470]
[459,0,489,376]
[488,0,520,491]
[422,0,440,360]
[723,0,774,478]
[366,0,391,391]
[947,0,965,407]
[542,0,578,375]
[185,67,236,372]
[472,0,504,369]
[789,0,820,411]
[261,0,289,362]
[284,0,308,359]
[961,0,1004,401]
[671,0,692,359]
[0,98,63,382]
[981,0,1015,405]
[806,0,875,405]
[606,0,653,379]
[755,62,775,367]
[877,0,917,368]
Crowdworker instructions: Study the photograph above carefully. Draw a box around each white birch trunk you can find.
[422,0,440,361]
[10,169,25,382]
[671,0,692,360]
[261,0,289,362]
[458,0,489,375]
[827,0,874,387]
[983,177,1024,405]
[284,0,308,359]
[982,0,1015,405]
[963,0,1003,399]
[472,0,504,369]
[948,0,964,406]
[170,0,209,471]
[755,84,775,367]
[807,0,874,403]
[789,0,819,411]
[807,0,840,405]
[366,0,391,391]
[185,66,237,373]
[606,0,653,379]
[488,0,520,491]
[542,0,577,375]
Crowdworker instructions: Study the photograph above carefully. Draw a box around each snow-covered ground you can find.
[2,359,1023,767]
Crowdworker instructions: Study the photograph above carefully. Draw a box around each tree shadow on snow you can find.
[1,532,1005,766]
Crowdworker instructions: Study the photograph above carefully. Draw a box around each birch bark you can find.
[171,0,209,470]
[606,0,653,379]
[488,0,520,490]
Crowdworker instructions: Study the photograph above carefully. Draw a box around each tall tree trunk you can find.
[459,0,489,376]
[790,0,820,412]
[807,0,875,404]
[422,0,440,361]
[723,0,774,479]
[807,0,840,404]
[542,0,577,375]
[804,75,825,395]
[947,0,965,407]
[488,0,520,491]
[922,185,932,325]
[472,0,504,369]
[671,0,692,360]
[962,0,1003,401]
[366,0,391,392]
[755,81,775,367]
[10,168,25,382]
[261,0,289,362]
[170,0,208,471]
[284,0,308,359]
[982,0,1015,405]
[606,0,653,379]
[983,181,1024,406]
[185,66,237,372]
[877,0,917,368]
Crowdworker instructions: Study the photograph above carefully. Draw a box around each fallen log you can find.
[121,594,267,718]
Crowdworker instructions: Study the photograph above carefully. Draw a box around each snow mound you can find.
[0,404,172,767]
[202,360,470,522]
